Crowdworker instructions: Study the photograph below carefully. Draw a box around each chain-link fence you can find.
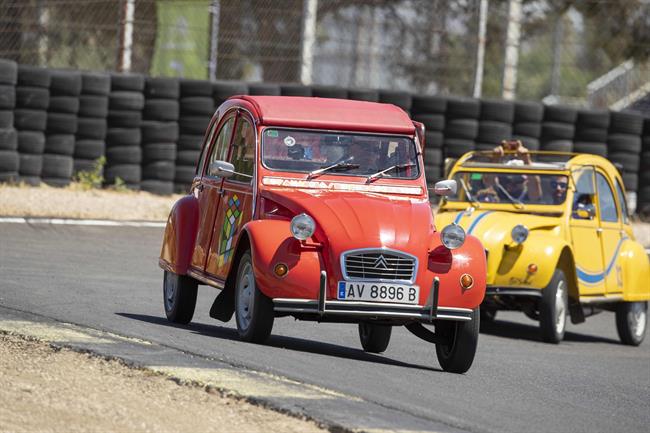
[1,0,648,104]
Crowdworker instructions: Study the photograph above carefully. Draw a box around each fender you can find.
[620,239,650,301]
[159,195,199,275]
[244,219,322,300]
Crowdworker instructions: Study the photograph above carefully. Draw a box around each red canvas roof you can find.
[239,95,415,135]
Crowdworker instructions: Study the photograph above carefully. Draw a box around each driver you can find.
[348,140,379,172]
[550,175,569,204]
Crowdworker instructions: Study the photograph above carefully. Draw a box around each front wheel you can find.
[616,301,647,346]
[358,323,392,353]
[539,268,568,344]
[435,308,480,374]
[163,270,198,324]
[235,251,274,343]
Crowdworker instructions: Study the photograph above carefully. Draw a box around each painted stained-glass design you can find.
[217,194,243,267]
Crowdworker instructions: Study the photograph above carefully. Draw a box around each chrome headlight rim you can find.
[290,213,316,241]
[441,223,466,250]
[511,224,529,245]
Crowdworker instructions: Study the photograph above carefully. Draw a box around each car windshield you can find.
[262,128,420,179]
[447,171,570,206]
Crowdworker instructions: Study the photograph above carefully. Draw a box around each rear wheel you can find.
[163,270,198,324]
[435,308,480,374]
[235,251,274,343]
[616,301,647,346]
[539,268,568,344]
[358,323,392,353]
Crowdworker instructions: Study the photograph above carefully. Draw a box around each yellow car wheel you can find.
[616,302,647,346]
[539,269,568,344]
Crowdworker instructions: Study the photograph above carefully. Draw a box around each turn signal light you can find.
[527,264,538,274]
[274,263,288,277]
[460,273,474,290]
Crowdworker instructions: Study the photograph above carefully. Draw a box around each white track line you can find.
[0,217,165,228]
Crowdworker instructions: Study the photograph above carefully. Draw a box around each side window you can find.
[571,167,595,219]
[205,116,235,177]
[229,117,255,183]
[596,172,618,223]
[197,117,219,174]
[615,179,629,224]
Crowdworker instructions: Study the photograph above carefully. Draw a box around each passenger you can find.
[348,140,379,172]
[550,175,569,205]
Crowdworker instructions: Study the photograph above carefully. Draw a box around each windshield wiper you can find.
[307,159,359,180]
[495,181,525,209]
[459,178,480,208]
[365,163,416,184]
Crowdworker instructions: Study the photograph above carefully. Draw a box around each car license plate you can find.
[337,281,419,304]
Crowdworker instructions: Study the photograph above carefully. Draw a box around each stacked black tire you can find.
[106,73,145,189]
[13,66,50,185]
[638,118,650,217]
[311,86,348,99]
[0,59,18,183]
[347,88,379,102]
[248,82,280,96]
[141,78,180,195]
[43,70,82,187]
[412,95,447,184]
[75,72,110,175]
[512,101,543,150]
[280,84,313,97]
[540,105,576,152]
[572,109,609,157]
[379,90,412,116]
[476,99,514,151]
[607,111,644,193]
[443,97,479,159]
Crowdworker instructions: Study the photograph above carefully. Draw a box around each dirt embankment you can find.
[0,333,325,433]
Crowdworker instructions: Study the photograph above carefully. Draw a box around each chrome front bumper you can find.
[273,272,473,322]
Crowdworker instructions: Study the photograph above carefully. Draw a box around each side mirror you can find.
[573,203,596,220]
[208,160,235,178]
[433,179,457,196]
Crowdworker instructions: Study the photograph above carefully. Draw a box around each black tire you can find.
[0,128,17,150]
[446,97,480,119]
[50,71,82,96]
[445,119,479,140]
[247,83,281,96]
[143,143,177,162]
[16,86,49,110]
[0,110,14,128]
[435,307,480,374]
[144,99,180,121]
[179,115,210,135]
[81,72,111,95]
[76,117,107,140]
[539,268,568,344]
[574,127,608,142]
[541,140,573,152]
[0,150,19,171]
[177,134,204,151]
[280,84,313,97]
[176,149,200,166]
[17,131,45,154]
[104,164,141,184]
[444,139,475,158]
[79,95,109,118]
[478,121,512,144]
[234,251,274,343]
[609,111,643,135]
[621,172,638,191]
[110,73,145,92]
[106,145,142,164]
[480,99,514,123]
[576,109,610,130]
[46,112,78,134]
[0,84,16,109]
[0,59,18,85]
[573,142,607,156]
[411,95,446,114]
[144,77,180,99]
[425,166,442,182]
[142,161,175,181]
[311,85,348,99]
[74,139,105,159]
[42,177,71,187]
[543,105,577,123]
[45,134,75,155]
[163,270,198,324]
[413,114,445,131]
[514,101,543,123]
[424,131,443,149]
[608,152,639,173]
[358,323,392,353]
[542,122,574,140]
[17,65,50,88]
[0,171,19,183]
[106,128,141,147]
[424,148,442,166]
[608,134,642,154]
[513,122,542,138]
[141,180,175,195]
[141,121,179,144]
[212,81,248,102]
[17,175,40,186]
[41,154,73,178]
[48,96,79,114]
[107,109,142,128]
[175,164,197,184]
[14,109,47,131]
[616,301,647,346]
[109,91,145,111]
[73,158,101,175]
[379,90,412,111]
[18,153,43,176]
[179,97,214,116]
[180,79,213,97]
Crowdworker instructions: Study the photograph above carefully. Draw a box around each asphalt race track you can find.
[1,223,649,433]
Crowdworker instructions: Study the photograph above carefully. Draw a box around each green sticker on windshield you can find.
[266,130,278,138]
[470,173,482,180]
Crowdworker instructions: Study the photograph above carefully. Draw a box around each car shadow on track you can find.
[116,312,442,372]
[479,319,620,344]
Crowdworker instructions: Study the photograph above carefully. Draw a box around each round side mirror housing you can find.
[209,160,235,178]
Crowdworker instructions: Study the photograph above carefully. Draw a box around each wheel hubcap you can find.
[629,307,647,339]
[237,262,254,331]
[164,272,177,312]
[555,281,566,334]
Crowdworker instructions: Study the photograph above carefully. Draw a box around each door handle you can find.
[596,228,603,235]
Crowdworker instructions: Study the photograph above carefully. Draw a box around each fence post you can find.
[208,0,220,81]
[300,0,318,85]
[119,0,135,73]
[502,0,522,100]
[473,0,489,98]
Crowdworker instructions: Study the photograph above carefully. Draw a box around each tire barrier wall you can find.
[0,60,649,215]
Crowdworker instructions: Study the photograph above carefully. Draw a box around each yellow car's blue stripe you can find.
[467,211,494,234]
[576,237,627,285]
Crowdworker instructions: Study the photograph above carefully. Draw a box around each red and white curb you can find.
[0,217,165,228]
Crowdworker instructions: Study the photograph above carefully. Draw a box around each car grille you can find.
[342,250,417,282]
